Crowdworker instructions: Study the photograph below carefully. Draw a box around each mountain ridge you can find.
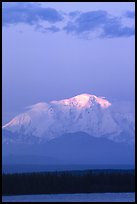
[2,93,134,144]
[2,132,135,166]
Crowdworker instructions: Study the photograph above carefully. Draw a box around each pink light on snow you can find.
[51,93,111,109]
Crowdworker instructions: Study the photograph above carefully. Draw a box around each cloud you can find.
[2,3,135,39]
[2,2,64,26]
[64,11,107,34]
[35,24,60,33]
[45,26,60,33]
[64,10,135,38]
[69,11,82,19]
[125,11,135,18]
[102,17,135,38]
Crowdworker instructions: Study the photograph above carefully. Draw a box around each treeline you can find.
[2,170,135,195]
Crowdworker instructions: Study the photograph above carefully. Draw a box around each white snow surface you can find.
[3,93,134,143]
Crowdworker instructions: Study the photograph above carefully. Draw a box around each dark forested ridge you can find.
[2,170,135,196]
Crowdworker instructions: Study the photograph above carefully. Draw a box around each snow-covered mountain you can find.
[2,93,135,144]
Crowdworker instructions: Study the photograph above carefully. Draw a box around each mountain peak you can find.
[71,93,97,108]
[2,93,134,144]
[52,93,111,109]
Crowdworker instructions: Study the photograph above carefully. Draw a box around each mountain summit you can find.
[2,93,134,144]
[51,93,111,109]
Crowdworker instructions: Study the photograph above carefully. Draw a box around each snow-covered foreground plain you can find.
[2,193,135,202]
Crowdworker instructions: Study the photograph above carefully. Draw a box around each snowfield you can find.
[2,93,135,144]
[2,193,135,202]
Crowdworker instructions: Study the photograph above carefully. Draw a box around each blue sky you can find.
[2,2,135,124]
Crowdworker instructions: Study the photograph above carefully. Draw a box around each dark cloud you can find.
[76,11,108,32]
[102,18,135,38]
[64,11,108,34]
[69,11,81,18]
[35,25,60,33]
[2,3,135,39]
[64,10,135,38]
[2,2,63,26]
[125,11,135,18]
[45,26,60,33]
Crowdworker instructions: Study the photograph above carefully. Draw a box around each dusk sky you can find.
[2,2,135,124]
